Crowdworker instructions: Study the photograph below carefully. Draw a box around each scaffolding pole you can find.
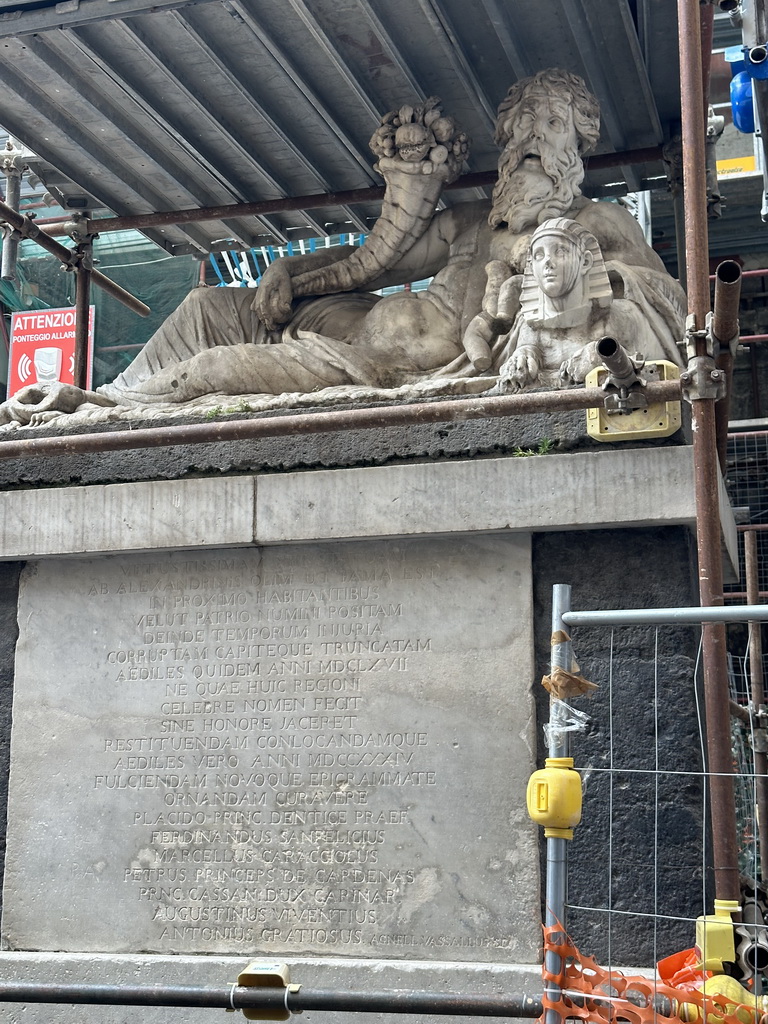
[678,0,741,903]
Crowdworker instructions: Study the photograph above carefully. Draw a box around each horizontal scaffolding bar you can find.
[0,982,543,1017]
[37,146,665,237]
[0,379,682,460]
[562,605,768,626]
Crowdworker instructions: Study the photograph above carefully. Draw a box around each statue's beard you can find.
[489,139,584,232]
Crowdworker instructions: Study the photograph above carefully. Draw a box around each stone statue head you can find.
[519,217,612,322]
[489,69,601,232]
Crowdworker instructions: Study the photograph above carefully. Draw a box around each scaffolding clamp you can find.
[63,211,98,245]
[695,899,740,971]
[61,238,94,275]
[679,355,726,403]
[3,210,41,243]
[232,963,302,1021]
[684,312,713,359]
[751,727,768,754]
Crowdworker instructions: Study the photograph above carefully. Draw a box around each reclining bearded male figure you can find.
[0,67,685,425]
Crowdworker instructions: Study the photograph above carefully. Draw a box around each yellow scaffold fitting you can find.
[585,360,681,442]
[526,756,582,839]
[694,899,741,972]
[234,962,302,1021]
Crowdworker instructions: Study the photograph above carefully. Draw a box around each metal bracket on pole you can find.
[680,314,727,401]
[234,964,302,1021]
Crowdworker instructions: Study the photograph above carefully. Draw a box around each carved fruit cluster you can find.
[369,97,469,180]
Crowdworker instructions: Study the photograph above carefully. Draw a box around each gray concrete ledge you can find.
[257,448,698,543]
[0,446,735,563]
[0,476,255,558]
[0,952,542,1024]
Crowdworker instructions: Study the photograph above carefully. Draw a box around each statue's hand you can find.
[370,98,469,185]
[0,382,105,426]
[254,260,294,331]
[496,274,523,325]
[461,267,523,372]
[559,342,601,385]
[462,314,494,372]
[499,345,541,391]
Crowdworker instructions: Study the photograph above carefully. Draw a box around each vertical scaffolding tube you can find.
[544,584,572,1024]
[678,0,741,903]
[1,169,21,281]
[73,244,91,391]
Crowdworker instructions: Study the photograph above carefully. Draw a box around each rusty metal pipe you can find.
[679,0,742,903]
[712,260,743,473]
[0,199,150,317]
[713,261,742,347]
[73,258,91,391]
[596,337,642,388]
[0,380,682,460]
[32,148,666,237]
[745,530,768,883]
[730,700,752,725]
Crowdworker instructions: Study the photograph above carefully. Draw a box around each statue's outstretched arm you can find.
[255,98,469,330]
[254,246,356,331]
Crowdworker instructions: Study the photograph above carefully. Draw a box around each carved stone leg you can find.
[104,335,384,404]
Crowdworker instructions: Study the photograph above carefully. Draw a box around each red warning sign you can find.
[8,305,95,398]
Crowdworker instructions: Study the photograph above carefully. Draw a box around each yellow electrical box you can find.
[236,962,301,1021]
[526,757,582,839]
[585,360,681,442]
[694,899,740,972]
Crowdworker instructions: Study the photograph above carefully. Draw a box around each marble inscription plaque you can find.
[2,536,538,960]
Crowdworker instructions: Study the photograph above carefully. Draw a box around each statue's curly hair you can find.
[494,68,600,155]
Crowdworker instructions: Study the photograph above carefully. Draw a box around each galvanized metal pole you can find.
[745,530,768,882]
[562,606,768,627]
[0,166,20,281]
[544,584,572,1024]
[678,0,741,903]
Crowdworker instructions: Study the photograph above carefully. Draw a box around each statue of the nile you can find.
[0,67,685,426]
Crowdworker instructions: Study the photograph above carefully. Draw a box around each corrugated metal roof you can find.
[0,0,681,255]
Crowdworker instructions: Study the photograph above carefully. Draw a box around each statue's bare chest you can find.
[488,229,534,273]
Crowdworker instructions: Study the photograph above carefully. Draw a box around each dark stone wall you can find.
[532,527,703,969]
[0,408,686,490]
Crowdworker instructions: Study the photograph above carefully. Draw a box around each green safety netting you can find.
[8,231,198,388]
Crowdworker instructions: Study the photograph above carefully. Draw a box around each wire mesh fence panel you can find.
[560,626,707,972]
[726,432,768,598]
[546,615,768,1013]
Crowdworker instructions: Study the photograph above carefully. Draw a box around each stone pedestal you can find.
[0,446,732,1023]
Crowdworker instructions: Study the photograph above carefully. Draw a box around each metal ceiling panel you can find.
[0,0,683,255]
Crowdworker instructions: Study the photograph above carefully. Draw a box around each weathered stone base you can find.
[0,953,543,1024]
